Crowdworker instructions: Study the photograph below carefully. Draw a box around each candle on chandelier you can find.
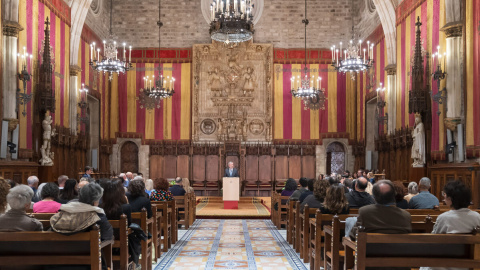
[103,40,106,52]
[129,46,132,63]
[29,54,33,72]
[443,52,446,71]
[90,45,93,61]
[363,49,366,64]
[93,42,96,59]
[336,49,339,63]
[339,42,342,58]
[319,77,322,89]
[97,49,100,61]
[210,5,214,20]
[234,0,237,13]
[344,50,347,61]
[172,78,175,90]
[226,0,229,12]
[366,41,370,59]
[123,43,126,60]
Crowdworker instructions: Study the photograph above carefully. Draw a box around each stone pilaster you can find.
[2,21,23,121]
[69,65,82,135]
[385,64,397,135]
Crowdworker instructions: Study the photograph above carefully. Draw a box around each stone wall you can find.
[84,0,111,41]
[84,0,383,49]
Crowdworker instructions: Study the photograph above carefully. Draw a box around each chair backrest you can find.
[108,214,132,270]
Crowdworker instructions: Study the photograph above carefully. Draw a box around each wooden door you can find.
[121,142,139,173]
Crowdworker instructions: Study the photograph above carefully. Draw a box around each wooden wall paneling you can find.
[163,155,177,180]
[192,155,206,181]
[0,161,39,185]
[258,155,272,182]
[206,155,219,181]
[288,155,301,180]
[149,155,163,179]
[275,155,288,189]
[176,155,189,178]
[301,156,315,179]
[245,155,259,181]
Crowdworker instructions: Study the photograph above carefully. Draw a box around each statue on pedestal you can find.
[39,113,56,166]
[411,114,426,167]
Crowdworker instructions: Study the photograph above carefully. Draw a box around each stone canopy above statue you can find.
[192,41,273,142]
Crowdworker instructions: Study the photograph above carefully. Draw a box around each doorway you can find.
[121,141,139,173]
[326,142,345,175]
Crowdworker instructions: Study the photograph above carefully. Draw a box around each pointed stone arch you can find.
[373,0,396,65]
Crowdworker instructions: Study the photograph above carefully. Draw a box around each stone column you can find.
[385,65,397,134]
[69,65,82,135]
[442,22,464,162]
[2,21,23,122]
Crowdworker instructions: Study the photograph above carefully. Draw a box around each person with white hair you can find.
[57,175,68,190]
[404,181,419,203]
[408,177,439,209]
[27,175,40,202]
[144,179,154,196]
[0,185,43,231]
[224,161,239,177]
[125,172,133,187]
[51,183,113,240]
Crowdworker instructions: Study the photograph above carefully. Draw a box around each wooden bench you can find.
[286,200,297,245]
[188,192,197,227]
[343,227,480,270]
[309,212,354,270]
[151,200,177,251]
[0,225,114,270]
[151,205,163,260]
[300,205,318,262]
[108,214,135,270]
[174,194,189,229]
[131,208,153,270]
[276,195,290,229]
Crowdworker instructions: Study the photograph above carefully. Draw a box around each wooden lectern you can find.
[222,177,239,209]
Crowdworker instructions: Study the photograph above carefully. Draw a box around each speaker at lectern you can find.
[222,177,239,209]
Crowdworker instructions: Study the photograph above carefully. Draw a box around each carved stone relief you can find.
[192,41,273,142]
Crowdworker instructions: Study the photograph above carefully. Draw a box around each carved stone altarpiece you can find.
[192,41,273,142]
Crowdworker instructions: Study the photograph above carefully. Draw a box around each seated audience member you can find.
[319,184,350,214]
[343,178,354,192]
[300,179,331,212]
[288,177,308,202]
[345,177,376,208]
[100,180,132,225]
[51,183,113,240]
[27,176,40,202]
[7,179,16,188]
[150,178,174,201]
[404,181,419,202]
[298,178,315,203]
[58,179,78,203]
[33,182,62,213]
[169,177,186,196]
[57,175,68,191]
[0,177,11,213]
[145,179,154,196]
[350,180,411,238]
[124,172,133,187]
[182,178,194,194]
[77,179,90,191]
[393,181,409,209]
[408,177,439,209]
[281,178,297,197]
[367,172,376,184]
[36,182,47,200]
[82,166,93,178]
[127,179,152,218]
[365,181,373,195]
[432,181,480,234]
[0,185,43,231]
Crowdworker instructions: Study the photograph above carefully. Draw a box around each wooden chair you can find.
[343,227,480,270]
[151,205,162,261]
[299,205,317,262]
[174,194,189,229]
[109,214,135,270]
[258,178,273,197]
[276,195,290,229]
[0,225,114,270]
[294,201,302,253]
[271,192,278,227]
[131,208,153,270]
[322,215,354,270]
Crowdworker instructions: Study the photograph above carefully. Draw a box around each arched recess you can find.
[372,0,396,65]
[326,142,346,175]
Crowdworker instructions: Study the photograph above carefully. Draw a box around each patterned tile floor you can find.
[154,220,308,270]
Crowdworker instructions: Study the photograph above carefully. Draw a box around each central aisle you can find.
[155,219,307,270]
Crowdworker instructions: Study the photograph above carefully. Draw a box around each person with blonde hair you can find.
[182,178,194,194]
[145,179,154,196]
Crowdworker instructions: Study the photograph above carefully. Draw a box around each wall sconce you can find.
[77,84,89,124]
[16,47,33,117]
[430,48,447,116]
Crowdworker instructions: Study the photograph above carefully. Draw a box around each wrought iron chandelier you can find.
[331,0,374,80]
[137,0,174,110]
[209,0,254,44]
[290,0,327,111]
[90,0,131,81]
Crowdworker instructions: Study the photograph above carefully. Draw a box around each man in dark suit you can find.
[224,161,239,177]
[350,180,412,239]
[169,177,186,196]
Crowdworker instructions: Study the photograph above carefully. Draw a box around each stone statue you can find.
[242,67,255,96]
[39,113,56,166]
[411,114,426,167]
[208,67,222,95]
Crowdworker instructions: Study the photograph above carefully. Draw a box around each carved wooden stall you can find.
[375,127,413,181]
[430,163,480,209]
